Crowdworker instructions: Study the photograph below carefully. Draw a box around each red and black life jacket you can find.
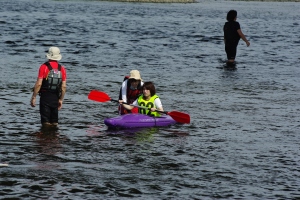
[40,62,62,94]
[118,76,142,115]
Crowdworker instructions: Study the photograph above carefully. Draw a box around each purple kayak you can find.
[104,114,176,129]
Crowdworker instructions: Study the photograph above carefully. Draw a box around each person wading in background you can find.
[30,47,67,126]
[223,10,250,65]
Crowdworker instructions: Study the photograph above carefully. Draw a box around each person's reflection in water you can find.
[34,125,63,157]
[30,126,62,171]
[134,127,158,143]
[105,127,159,144]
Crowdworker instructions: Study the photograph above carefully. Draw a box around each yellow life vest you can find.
[137,94,161,117]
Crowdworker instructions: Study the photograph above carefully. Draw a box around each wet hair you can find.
[142,82,156,96]
[227,10,237,21]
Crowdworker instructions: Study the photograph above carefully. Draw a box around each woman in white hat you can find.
[118,70,144,115]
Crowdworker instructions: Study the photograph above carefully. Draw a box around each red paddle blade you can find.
[167,111,190,124]
[88,90,111,102]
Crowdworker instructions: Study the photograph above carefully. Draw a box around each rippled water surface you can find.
[1,0,300,199]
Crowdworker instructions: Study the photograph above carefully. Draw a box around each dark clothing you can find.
[40,62,62,92]
[40,92,59,124]
[118,77,142,115]
[39,62,62,124]
[225,45,237,61]
[223,21,241,60]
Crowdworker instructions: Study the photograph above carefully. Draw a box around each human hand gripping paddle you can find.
[88,90,190,124]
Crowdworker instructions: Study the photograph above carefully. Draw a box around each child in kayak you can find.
[121,82,163,117]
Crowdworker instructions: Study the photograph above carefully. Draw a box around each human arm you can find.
[121,98,137,110]
[120,80,128,103]
[237,29,250,47]
[58,80,66,110]
[122,104,134,110]
[30,78,43,107]
[152,98,163,112]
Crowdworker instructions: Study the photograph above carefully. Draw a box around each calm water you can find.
[1,0,300,199]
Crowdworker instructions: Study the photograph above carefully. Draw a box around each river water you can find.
[0,0,300,199]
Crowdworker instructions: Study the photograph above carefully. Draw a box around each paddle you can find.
[88,90,190,124]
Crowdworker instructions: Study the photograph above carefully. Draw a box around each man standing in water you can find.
[223,10,250,65]
[30,47,67,126]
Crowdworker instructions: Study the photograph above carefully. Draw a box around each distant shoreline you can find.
[88,0,196,2]
[228,0,299,2]
[86,0,299,2]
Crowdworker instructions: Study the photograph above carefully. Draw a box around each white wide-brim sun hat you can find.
[129,70,142,81]
[46,47,62,61]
